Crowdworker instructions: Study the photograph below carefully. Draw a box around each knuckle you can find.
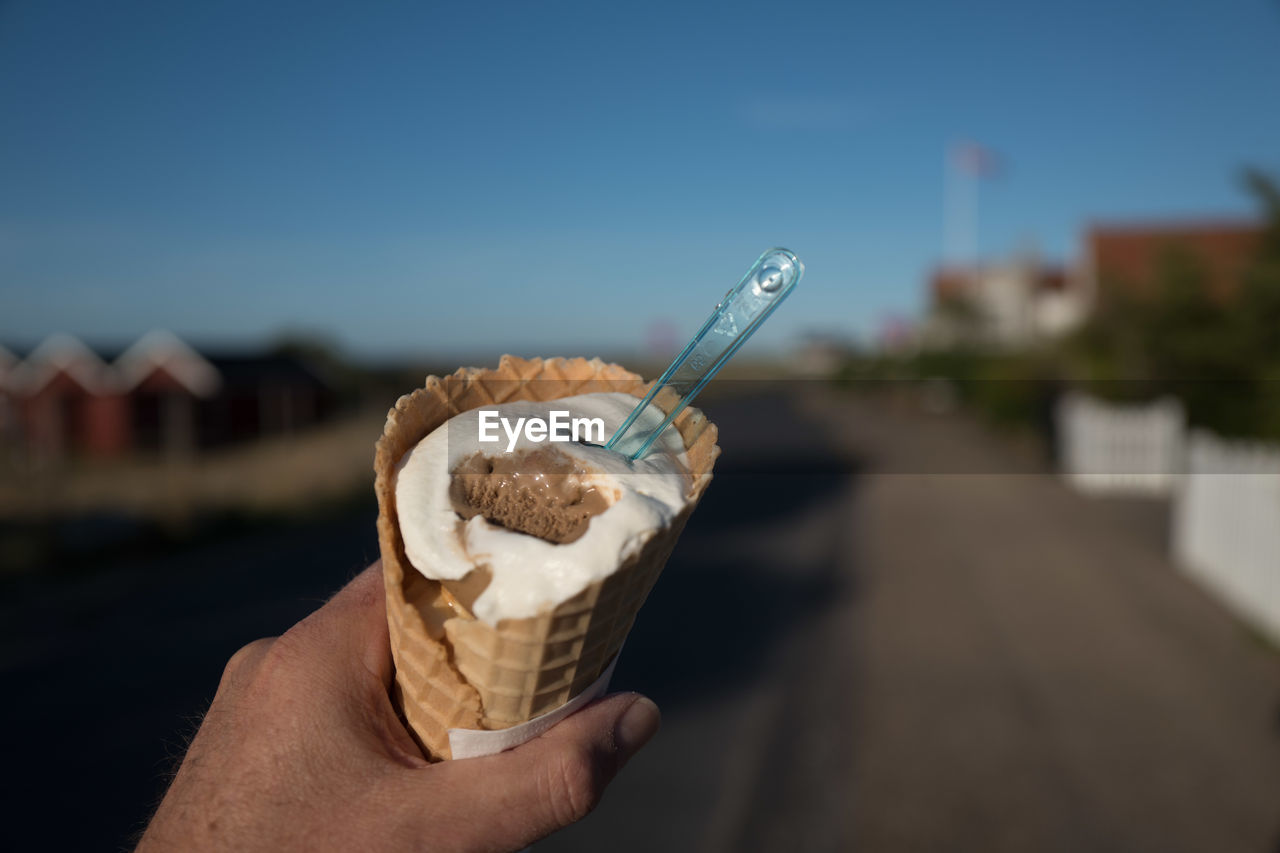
[222,637,276,683]
[547,744,603,826]
[253,629,311,679]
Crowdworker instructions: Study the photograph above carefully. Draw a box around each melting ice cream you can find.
[394,392,693,624]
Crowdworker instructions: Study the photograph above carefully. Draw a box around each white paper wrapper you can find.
[447,655,620,760]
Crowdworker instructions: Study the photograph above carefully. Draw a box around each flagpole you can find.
[944,141,979,271]
[944,142,958,264]
[969,152,979,277]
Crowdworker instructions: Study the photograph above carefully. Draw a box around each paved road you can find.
[4,388,1278,851]
[824,392,1280,852]
[547,388,1280,852]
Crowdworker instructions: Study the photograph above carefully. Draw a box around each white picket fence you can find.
[1056,393,1280,646]
[1056,393,1185,495]
[1172,432,1280,646]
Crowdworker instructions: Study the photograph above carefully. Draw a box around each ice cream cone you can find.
[374,355,719,760]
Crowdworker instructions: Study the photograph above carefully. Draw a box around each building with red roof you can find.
[924,252,1085,348]
[0,331,334,463]
[923,221,1266,350]
[1081,221,1263,303]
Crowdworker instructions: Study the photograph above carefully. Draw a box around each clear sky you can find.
[3,0,1279,360]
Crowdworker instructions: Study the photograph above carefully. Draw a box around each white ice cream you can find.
[394,392,693,624]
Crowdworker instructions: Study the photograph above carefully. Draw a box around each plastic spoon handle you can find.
[606,247,803,460]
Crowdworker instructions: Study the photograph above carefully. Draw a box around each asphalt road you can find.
[549,388,1280,852]
[3,388,1278,851]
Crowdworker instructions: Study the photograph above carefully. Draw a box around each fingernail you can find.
[615,695,661,756]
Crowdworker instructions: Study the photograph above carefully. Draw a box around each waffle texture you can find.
[374,355,719,759]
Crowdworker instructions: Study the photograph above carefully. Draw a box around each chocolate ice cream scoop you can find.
[449,447,614,544]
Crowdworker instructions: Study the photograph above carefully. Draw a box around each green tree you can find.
[1237,170,1280,435]
[1066,169,1280,439]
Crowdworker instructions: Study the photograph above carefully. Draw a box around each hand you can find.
[137,562,661,852]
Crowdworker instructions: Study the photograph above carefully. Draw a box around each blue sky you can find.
[3,0,1279,360]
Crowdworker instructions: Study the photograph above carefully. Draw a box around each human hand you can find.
[137,562,661,852]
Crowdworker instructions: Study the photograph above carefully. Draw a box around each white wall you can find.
[1173,432,1280,647]
[1056,393,1185,495]
[1058,395,1280,646]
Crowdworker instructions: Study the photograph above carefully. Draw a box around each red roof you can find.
[930,268,972,303]
[1088,222,1262,301]
[1038,267,1068,293]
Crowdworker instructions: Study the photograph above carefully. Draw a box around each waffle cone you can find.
[374,355,719,760]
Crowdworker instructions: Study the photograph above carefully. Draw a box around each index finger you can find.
[292,560,393,687]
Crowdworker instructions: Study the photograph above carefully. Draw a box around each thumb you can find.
[419,692,661,850]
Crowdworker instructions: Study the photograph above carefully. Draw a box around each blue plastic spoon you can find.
[606,247,803,460]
